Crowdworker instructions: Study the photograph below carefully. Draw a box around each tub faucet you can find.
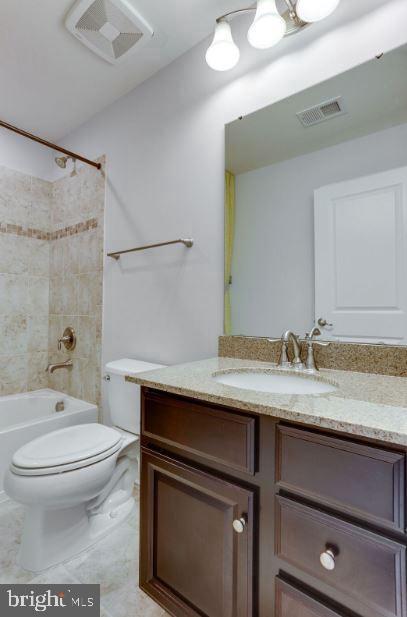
[46,359,73,374]
[279,330,304,370]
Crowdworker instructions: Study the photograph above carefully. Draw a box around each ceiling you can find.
[0,0,248,140]
[226,45,407,175]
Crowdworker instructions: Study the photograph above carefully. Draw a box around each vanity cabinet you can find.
[140,448,254,617]
[140,388,407,617]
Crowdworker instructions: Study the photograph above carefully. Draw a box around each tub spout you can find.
[46,359,73,374]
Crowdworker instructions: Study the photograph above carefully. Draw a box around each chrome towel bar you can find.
[107,238,194,260]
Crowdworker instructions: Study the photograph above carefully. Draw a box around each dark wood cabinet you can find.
[142,389,257,474]
[140,388,407,617]
[276,496,406,617]
[276,425,405,531]
[275,578,350,617]
[140,447,255,617]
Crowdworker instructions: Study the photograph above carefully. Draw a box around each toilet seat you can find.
[11,424,122,477]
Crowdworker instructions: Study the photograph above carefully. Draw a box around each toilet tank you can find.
[105,359,166,434]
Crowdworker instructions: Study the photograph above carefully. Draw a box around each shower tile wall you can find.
[0,167,51,395]
[0,159,105,404]
[48,158,105,405]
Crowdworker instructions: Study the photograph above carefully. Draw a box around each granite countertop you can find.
[128,357,407,446]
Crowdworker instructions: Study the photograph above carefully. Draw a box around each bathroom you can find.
[1,0,407,616]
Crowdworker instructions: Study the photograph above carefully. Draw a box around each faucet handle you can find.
[278,340,291,368]
[306,327,322,341]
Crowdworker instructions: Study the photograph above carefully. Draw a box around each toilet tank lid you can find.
[105,358,166,376]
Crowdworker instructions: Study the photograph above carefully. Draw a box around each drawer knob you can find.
[320,547,336,571]
[233,517,246,534]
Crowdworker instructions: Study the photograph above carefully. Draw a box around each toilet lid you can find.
[12,424,122,474]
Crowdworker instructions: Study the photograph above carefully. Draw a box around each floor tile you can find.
[30,564,81,585]
[0,490,167,617]
[64,516,139,597]
[0,501,36,584]
[101,583,168,617]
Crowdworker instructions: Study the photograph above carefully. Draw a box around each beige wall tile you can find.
[48,315,62,353]
[60,276,78,315]
[0,274,29,315]
[0,315,27,355]
[49,240,64,277]
[0,236,30,276]
[77,273,101,315]
[64,235,80,275]
[47,352,69,392]
[0,354,26,386]
[51,179,66,227]
[0,379,27,396]
[49,277,63,315]
[27,352,48,390]
[0,167,31,226]
[28,277,49,315]
[28,316,48,353]
[28,240,50,277]
[0,162,105,401]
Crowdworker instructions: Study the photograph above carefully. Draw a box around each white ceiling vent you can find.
[65,0,154,64]
[296,97,347,127]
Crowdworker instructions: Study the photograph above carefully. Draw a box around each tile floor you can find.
[0,488,167,617]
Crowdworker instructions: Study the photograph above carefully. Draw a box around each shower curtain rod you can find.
[0,119,101,170]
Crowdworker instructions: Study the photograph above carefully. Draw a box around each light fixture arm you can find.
[216,7,256,24]
[216,1,301,24]
[215,2,303,31]
[282,0,301,23]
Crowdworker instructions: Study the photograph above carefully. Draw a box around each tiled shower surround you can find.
[0,159,105,404]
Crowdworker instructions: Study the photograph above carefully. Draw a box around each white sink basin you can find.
[213,370,337,395]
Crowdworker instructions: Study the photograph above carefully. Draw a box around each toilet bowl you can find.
[5,358,165,572]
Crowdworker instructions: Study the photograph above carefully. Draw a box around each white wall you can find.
[55,0,407,378]
[231,122,407,337]
[0,130,53,180]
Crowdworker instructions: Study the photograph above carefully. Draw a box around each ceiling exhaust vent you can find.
[65,0,154,64]
[296,97,347,127]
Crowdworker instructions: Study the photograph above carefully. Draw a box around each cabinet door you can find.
[140,448,254,617]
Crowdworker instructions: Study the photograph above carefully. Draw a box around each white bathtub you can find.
[0,389,98,502]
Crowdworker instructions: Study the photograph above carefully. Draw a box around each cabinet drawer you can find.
[276,496,406,617]
[276,425,405,530]
[142,390,256,474]
[275,578,347,617]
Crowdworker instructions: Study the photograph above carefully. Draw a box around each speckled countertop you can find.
[128,357,407,446]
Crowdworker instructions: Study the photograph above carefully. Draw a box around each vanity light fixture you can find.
[206,0,340,71]
[248,0,286,49]
[296,0,340,23]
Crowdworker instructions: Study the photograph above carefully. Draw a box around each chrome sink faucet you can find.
[278,330,305,370]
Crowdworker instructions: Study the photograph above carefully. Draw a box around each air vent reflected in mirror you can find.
[297,96,347,127]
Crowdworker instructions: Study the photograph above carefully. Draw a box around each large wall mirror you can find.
[225,44,407,345]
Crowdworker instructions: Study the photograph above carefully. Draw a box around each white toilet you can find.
[4,358,164,572]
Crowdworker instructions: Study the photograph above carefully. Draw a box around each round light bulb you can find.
[296,0,340,23]
[248,0,286,50]
[205,21,240,71]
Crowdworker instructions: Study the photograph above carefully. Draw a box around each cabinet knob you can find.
[320,547,336,571]
[232,517,246,534]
